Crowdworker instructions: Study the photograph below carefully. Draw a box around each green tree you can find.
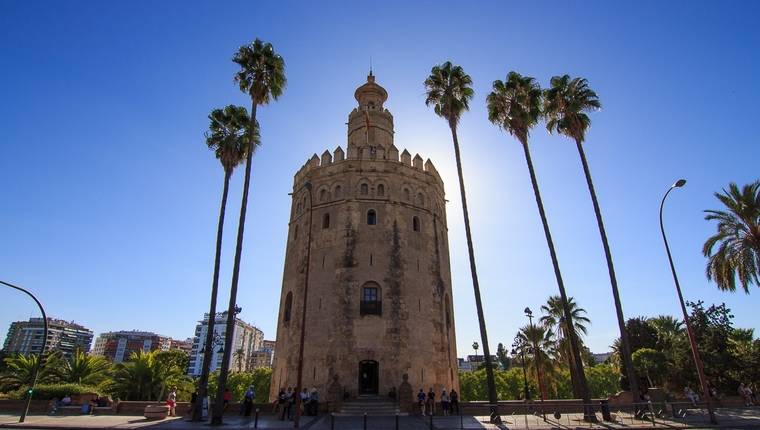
[632,348,666,387]
[109,350,188,401]
[540,295,590,394]
[703,181,760,293]
[517,324,557,400]
[487,71,590,405]
[0,352,61,392]
[57,350,111,386]
[424,61,498,414]
[196,104,255,420]
[585,364,620,398]
[214,39,286,424]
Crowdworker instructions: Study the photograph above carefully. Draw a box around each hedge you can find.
[10,383,100,400]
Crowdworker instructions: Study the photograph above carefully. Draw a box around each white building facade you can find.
[188,312,263,376]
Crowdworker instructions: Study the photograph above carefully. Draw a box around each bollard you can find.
[429,412,433,429]
[395,413,399,430]
[460,411,464,430]
[330,413,335,430]
[363,412,367,430]
[254,408,259,428]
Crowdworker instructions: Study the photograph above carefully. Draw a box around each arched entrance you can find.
[358,360,379,395]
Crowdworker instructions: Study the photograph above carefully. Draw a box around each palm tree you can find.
[543,74,640,401]
[703,181,760,293]
[517,324,557,400]
[424,61,500,419]
[111,350,186,401]
[540,296,589,395]
[212,39,285,425]
[194,105,254,421]
[0,353,60,392]
[486,71,591,408]
[58,350,111,386]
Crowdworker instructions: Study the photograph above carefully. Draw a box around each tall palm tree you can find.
[517,324,557,400]
[543,74,640,401]
[703,181,760,293]
[212,39,285,425]
[424,61,500,420]
[486,71,591,409]
[540,295,589,395]
[194,105,254,421]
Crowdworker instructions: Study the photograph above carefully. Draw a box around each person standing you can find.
[189,390,198,417]
[417,389,427,416]
[440,389,449,416]
[278,388,288,420]
[449,389,459,416]
[287,387,295,420]
[243,385,255,416]
[166,386,177,417]
[309,387,319,416]
[427,388,436,416]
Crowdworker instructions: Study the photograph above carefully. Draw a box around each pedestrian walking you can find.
[188,390,198,417]
[277,388,287,420]
[417,389,426,416]
[243,385,255,416]
[166,386,177,417]
[287,387,295,420]
[441,389,449,416]
[449,389,459,415]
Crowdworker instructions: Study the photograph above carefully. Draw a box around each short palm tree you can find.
[703,181,760,293]
[543,74,640,400]
[540,296,589,395]
[517,324,557,400]
[111,350,186,401]
[0,353,60,392]
[425,61,499,417]
[213,39,285,425]
[194,105,254,421]
[58,350,111,386]
[486,71,591,407]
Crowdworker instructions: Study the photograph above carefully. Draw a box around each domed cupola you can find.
[354,71,388,111]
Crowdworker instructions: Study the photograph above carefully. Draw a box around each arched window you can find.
[417,193,425,207]
[360,183,369,195]
[284,292,293,323]
[403,188,411,201]
[320,189,328,202]
[334,185,342,199]
[322,213,330,229]
[377,184,385,197]
[367,209,377,225]
[413,216,420,232]
[360,282,382,316]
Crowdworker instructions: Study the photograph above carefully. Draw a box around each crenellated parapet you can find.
[293,144,443,188]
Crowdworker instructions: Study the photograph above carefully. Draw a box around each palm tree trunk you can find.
[449,123,499,416]
[519,139,591,410]
[212,103,257,425]
[193,169,232,422]
[574,138,640,400]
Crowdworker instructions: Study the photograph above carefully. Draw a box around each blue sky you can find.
[1,1,759,356]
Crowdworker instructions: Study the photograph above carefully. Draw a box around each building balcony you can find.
[360,300,382,316]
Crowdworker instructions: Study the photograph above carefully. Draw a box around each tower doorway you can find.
[358,360,379,395]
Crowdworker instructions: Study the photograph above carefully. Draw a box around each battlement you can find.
[293,144,442,186]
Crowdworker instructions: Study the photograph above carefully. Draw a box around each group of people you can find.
[416,388,459,416]
[274,387,320,420]
[51,394,112,415]
[183,385,257,418]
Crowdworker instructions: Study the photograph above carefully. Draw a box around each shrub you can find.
[10,383,100,400]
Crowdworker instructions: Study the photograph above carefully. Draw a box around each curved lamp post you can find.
[659,179,716,424]
[291,181,313,428]
[0,280,48,423]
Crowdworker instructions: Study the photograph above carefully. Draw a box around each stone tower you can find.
[270,73,459,403]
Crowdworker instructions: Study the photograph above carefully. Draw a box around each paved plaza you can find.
[1,408,760,429]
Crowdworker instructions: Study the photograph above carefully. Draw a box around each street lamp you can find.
[292,181,313,428]
[659,179,716,424]
[524,307,546,420]
[1,280,48,423]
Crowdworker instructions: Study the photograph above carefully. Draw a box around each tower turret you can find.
[348,72,395,156]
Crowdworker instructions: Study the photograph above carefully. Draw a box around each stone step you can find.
[338,399,402,416]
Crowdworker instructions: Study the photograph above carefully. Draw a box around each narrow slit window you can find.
[377,184,385,197]
[413,216,420,232]
[322,213,330,229]
[284,292,293,323]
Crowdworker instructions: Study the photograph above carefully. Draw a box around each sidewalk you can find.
[1,408,759,429]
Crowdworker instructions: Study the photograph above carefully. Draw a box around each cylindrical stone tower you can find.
[270,73,459,404]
